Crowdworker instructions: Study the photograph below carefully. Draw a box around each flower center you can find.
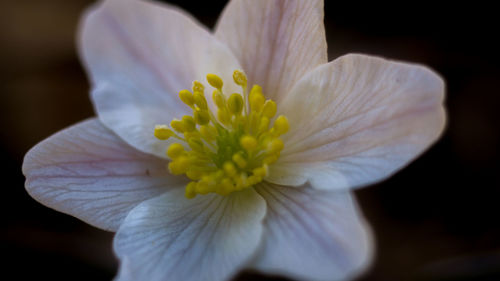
[154,70,288,198]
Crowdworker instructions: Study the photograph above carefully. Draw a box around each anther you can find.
[193,92,208,110]
[217,108,231,125]
[263,155,278,165]
[192,81,204,93]
[258,117,270,133]
[194,108,210,125]
[186,170,202,180]
[195,180,212,195]
[268,138,284,153]
[233,70,247,86]
[240,135,257,151]
[207,74,223,90]
[185,182,197,199]
[262,100,277,118]
[182,115,196,132]
[212,90,225,108]
[179,90,194,107]
[188,138,204,153]
[250,85,262,96]
[223,161,237,176]
[227,93,244,115]
[168,155,189,175]
[250,91,265,112]
[247,175,261,185]
[199,125,216,141]
[273,115,289,135]
[232,153,247,168]
[184,131,200,141]
[167,143,184,159]
[170,119,185,133]
[218,178,234,195]
[253,165,268,178]
[154,125,174,140]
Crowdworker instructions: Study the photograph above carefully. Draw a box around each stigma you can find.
[154,70,289,198]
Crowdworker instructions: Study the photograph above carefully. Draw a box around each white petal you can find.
[114,188,266,281]
[251,182,373,281]
[22,118,183,231]
[215,0,327,103]
[268,54,446,190]
[79,0,241,158]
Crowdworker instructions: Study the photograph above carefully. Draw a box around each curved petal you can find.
[215,0,327,103]
[22,118,183,231]
[79,0,241,158]
[251,182,373,281]
[268,54,446,190]
[113,188,266,281]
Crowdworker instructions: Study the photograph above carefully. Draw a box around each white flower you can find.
[22,0,446,280]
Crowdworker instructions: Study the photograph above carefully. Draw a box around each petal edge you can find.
[22,118,181,231]
[268,54,446,190]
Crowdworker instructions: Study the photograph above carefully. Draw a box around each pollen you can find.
[154,71,289,198]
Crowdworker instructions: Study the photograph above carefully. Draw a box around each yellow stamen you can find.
[233,70,247,87]
[223,161,237,176]
[227,93,244,115]
[268,138,284,153]
[182,115,196,132]
[240,135,257,151]
[262,100,277,118]
[249,90,265,112]
[273,115,289,135]
[253,165,268,178]
[194,108,210,125]
[185,182,197,199]
[193,92,208,110]
[206,74,223,90]
[213,90,225,108]
[217,108,231,125]
[167,143,184,159]
[192,81,204,93]
[188,138,204,153]
[232,153,247,168]
[168,155,189,175]
[179,90,194,107]
[154,70,290,198]
[170,119,185,133]
[199,125,216,141]
[154,125,174,140]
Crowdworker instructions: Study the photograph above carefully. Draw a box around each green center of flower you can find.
[154,70,288,199]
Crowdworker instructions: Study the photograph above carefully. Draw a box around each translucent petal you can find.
[268,54,446,190]
[114,188,266,281]
[215,0,327,103]
[80,0,241,157]
[22,118,184,231]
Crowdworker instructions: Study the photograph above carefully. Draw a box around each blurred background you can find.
[1,0,499,280]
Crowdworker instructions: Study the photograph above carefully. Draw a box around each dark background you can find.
[1,0,499,280]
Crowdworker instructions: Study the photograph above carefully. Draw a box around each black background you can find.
[1,0,499,280]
